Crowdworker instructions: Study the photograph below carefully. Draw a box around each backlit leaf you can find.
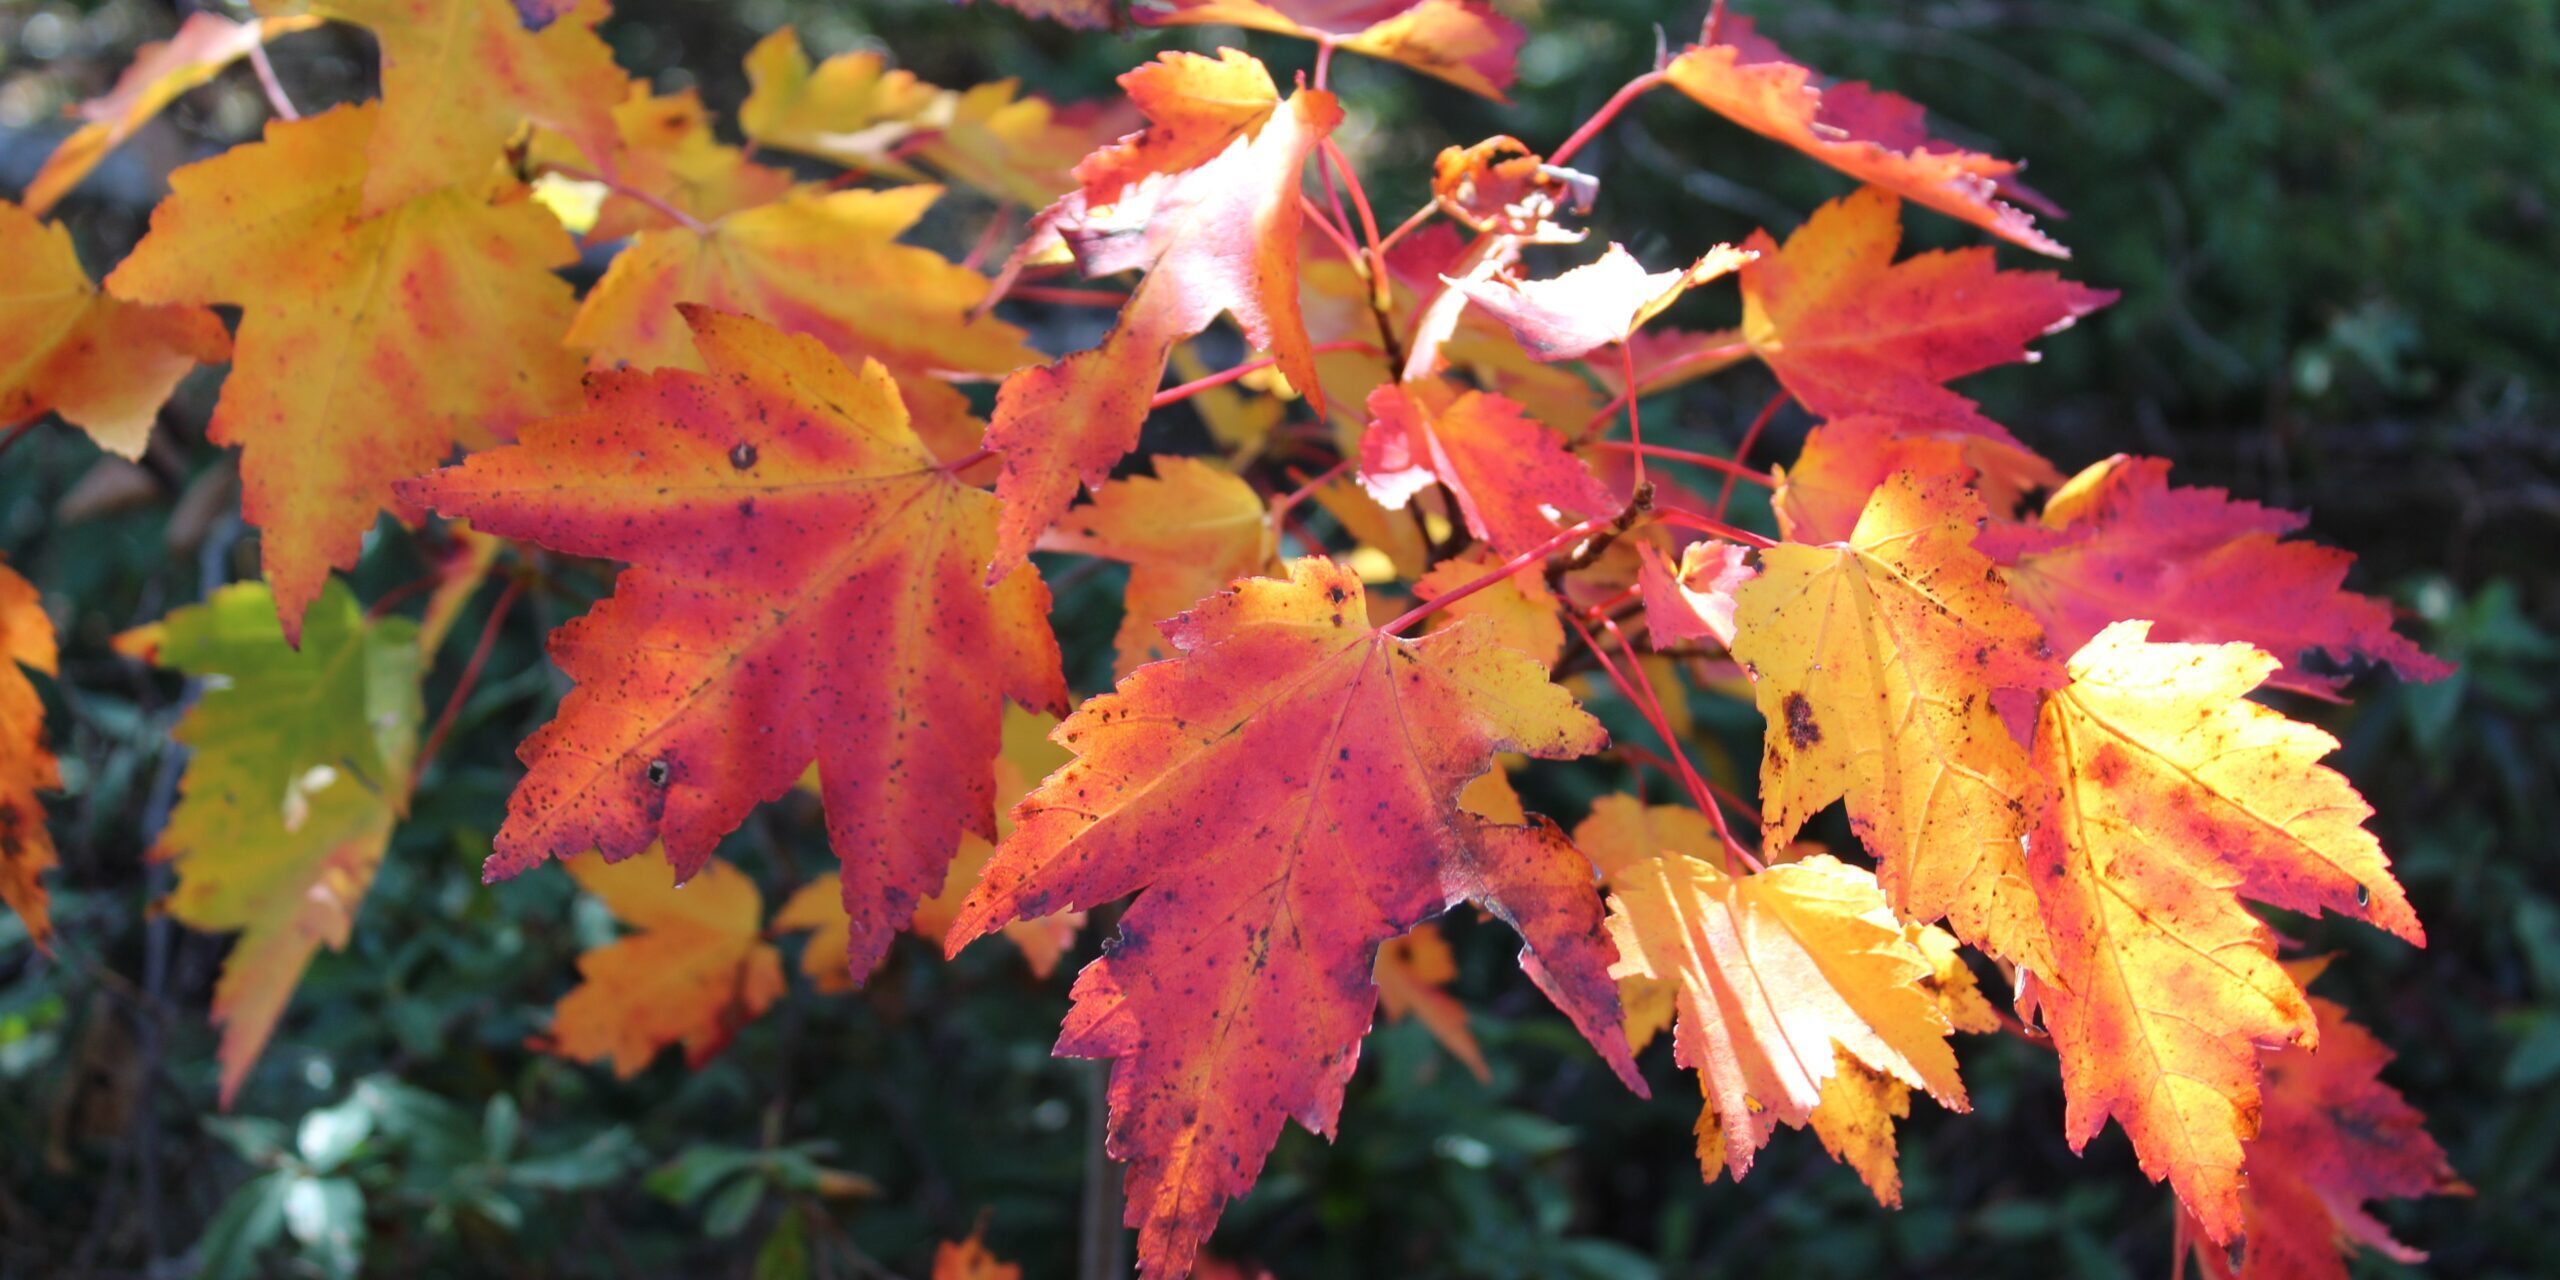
[952,557,1638,1276]
[402,308,1065,984]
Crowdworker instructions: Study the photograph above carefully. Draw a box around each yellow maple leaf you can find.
[2028,620,2421,1242]
[106,104,586,641]
[551,853,785,1078]
[1730,470,2062,972]
[1605,852,1967,1185]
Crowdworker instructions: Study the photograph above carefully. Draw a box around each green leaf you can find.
[283,1174,367,1280]
[148,581,424,1104]
[196,1170,292,1280]
[703,1173,766,1239]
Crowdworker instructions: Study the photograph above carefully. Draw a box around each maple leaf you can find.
[2188,966,2466,1280]
[1047,457,1276,677]
[1412,550,1564,667]
[2027,621,2423,1242]
[1665,16,2067,256]
[1740,188,2113,436]
[1138,1,1526,100]
[1359,380,1620,556]
[316,0,627,213]
[20,11,321,216]
[739,27,940,173]
[0,201,231,460]
[1729,471,2064,971]
[1430,135,1593,238]
[144,580,422,1104]
[1450,242,1750,363]
[547,853,784,1077]
[1373,922,1490,1081]
[1772,415,2064,546]
[106,104,587,641]
[911,79,1124,211]
[985,65,1340,580]
[568,184,1034,380]
[1076,49,1282,202]
[1981,455,2448,695]
[950,557,1641,1276]
[0,562,59,952]
[1639,539,1754,651]
[779,707,1084,986]
[1603,852,1968,1184]
[933,1224,1022,1280]
[535,87,796,240]
[400,308,1065,985]
[1571,795,1727,1055]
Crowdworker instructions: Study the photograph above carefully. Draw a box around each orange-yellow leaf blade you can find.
[549,853,784,1077]
[106,104,586,641]
[401,309,1064,986]
[0,562,60,951]
[0,201,230,459]
[951,557,1633,1277]
[1730,470,2064,970]
[2029,621,2422,1241]
[1604,853,1967,1182]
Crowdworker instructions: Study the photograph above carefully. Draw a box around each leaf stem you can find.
[412,575,526,794]
[1269,457,1351,524]
[1653,507,1776,549]
[247,35,299,121]
[1714,389,1792,519]
[1150,340,1377,409]
[1376,201,1438,256]
[544,163,711,236]
[1548,69,1669,168]
[1382,515,1611,635]
[1592,440,1774,487]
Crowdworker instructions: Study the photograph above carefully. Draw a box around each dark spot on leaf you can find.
[1783,692,1822,750]
[646,759,671,787]
[728,442,758,470]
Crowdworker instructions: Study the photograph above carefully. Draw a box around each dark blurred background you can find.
[2,1,2555,1276]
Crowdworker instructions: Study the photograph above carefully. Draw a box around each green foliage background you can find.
[1,0,2554,1275]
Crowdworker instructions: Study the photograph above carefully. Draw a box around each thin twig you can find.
[412,577,526,792]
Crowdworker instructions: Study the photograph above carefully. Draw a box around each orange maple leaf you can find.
[0,562,59,952]
[1373,921,1490,1081]
[106,104,587,642]
[20,11,320,216]
[1771,414,2062,546]
[1730,471,2064,971]
[932,1223,1022,1280]
[1138,1,1525,100]
[1046,456,1277,677]
[1740,188,2112,438]
[1603,852,1968,1185]
[548,853,785,1077]
[533,87,796,241]
[2185,966,2467,1280]
[950,558,1641,1276]
[318,0,627,212]
[1666,16,2067,255]
[0,201,230,460]
[1983,455,2449,695]
[401,308,1065,983]
[2027,621,2423,1242]
[986,59,1340,580]
[1359,379,1620,557]
[565,184,1035,388]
